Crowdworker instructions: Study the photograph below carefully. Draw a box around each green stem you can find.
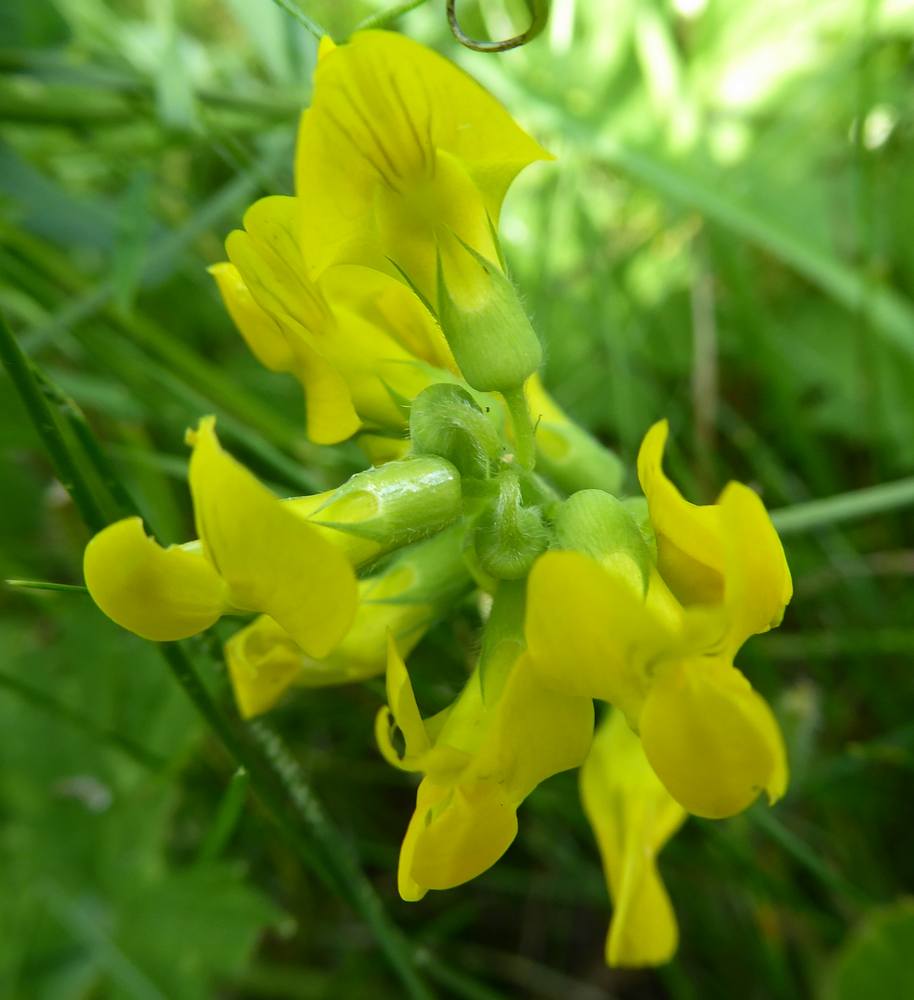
[502,386,536,470]
[268,0,327,38]
[353,0,429,32]
[771,477,914,535]
[5,579,87,593]
[0,314,109,533]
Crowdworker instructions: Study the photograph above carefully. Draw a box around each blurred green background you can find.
[2,0,914,997]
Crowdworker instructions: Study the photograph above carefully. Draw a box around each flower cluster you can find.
[83,31,791,967]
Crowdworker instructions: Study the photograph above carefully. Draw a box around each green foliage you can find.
[825,900,914,1000]
[2,0,914,997]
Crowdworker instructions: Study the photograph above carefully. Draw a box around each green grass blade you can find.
[771,477,914,535]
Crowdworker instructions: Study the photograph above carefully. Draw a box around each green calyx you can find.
[436,240,543,395]
[304,456,463,546]
[472,472,549,581]
[409,383,503,480]
[553,490,654,592]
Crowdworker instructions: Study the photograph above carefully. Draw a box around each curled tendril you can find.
[446,0,549,53]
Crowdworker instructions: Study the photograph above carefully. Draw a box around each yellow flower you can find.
[581,710,686,968]
[84,417,357,656]
[224,527,472,718]
[525,419,792,819]
[211,195,455,447]
[377,635,593,900]
[294,31,550,307]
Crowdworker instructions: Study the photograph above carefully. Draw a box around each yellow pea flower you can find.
[581,710,686,968]
[224,527,473,718]
[525,420,792,819]
[294,31,550,307]
[637,419,793,636]
[84,417,357,656]
[377,636,593,901]
[211,195,456,447]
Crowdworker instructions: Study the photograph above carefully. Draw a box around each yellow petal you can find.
[637,420,726,605]
[407,780,519,892]
[294,30,549,278]
[225,199,362,444]
[640,657,788,819]
[209,261,295,372]
[187,417,358,657]
[228,196,330,333]
[224,615,303,719]
[84,517,229,641]
[292,336,363,444]
[525,550,677,719]
[718,481,793,650]
[397,778,442,902]
[470,653,594,803]
[580,711,685,968]
[376,635,431,771]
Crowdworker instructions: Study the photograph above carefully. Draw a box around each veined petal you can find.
[525,550,677,718]
[294,30,549,277]
[640,657,788,819]
[223,203,362,444]
[209,262,295,372]
[224,615,303,719]
[580,711,685,968]
[84,517,229,641]
[187,417,358,658]
[228,196,331,334]
[637,420,725,605]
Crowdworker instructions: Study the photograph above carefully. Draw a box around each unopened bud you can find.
[437,241,542,394]
[288,456,462,565]
[473,473,548,580]
[409,383,502,479]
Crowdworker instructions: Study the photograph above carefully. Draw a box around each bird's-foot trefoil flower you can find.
[295,31,549,403]
[525,419,792,819]
[581,709,686,968]
[377,581,593,900]
[294,31,549,306]
[83,419,463,652]
[84,416,358,656]
[212,195,459,450]
[224,525,474,718]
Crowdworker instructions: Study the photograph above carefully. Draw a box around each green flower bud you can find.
[298,456,463,552]
[409,383,502,480]
[473,473,549,580]
[553,490,653,592]
[437,241,542,394]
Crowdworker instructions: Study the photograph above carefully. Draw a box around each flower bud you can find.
[409,383,502,480]
[436,241,542,394]
[473,473,549,581]
[295,456,463,560]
